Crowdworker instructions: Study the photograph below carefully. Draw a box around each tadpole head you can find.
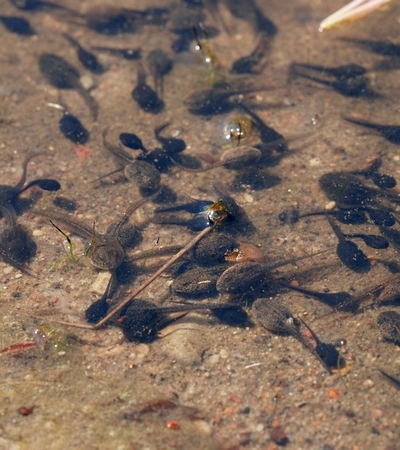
[34,179,61,191]
[122,300,161,342]
[85,298,109,324]
[17,178,61,195]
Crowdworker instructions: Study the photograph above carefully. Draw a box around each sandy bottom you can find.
[0,0,400,449]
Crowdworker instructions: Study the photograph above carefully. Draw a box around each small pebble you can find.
[90,271,112,295]
[220,349,228,359]
[309,157,321,166]
[325,201,336,210]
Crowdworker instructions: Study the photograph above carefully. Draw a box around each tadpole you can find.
[338,37,400,58]
[59,113,90,145]
[39,54,99,120]
[231,36,269,75]
[101,129,161,194]
[319,172,377,207]
[291,62,366,80]
[33,199,146,271]
[63,33,105,75]
[343,233,389,249]
[132,64,165,114]
[344,117,400,146]
[291,64,374,97]
[0,223,37,274]
[377,311,400,345]
[154,123,186,154]
[299,317,344,370]
[0,154,60,223]
[0,15,36,35]
[121,299,246,342]
[146,49,173,98]
[378,368,400,390]
[119,133,147,152]
[326,214,371,273]
[281,282,358,311]
[85,6,169,35]
[252,298,333,372]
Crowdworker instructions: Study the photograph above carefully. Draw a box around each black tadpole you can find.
[85,298,109,323]
[132,64,165,114]
[344,117,400,145]
[280,282,358,312]
[59,113,90,145]
[378,369,400,390]
[338,37,400,58]
[326,214,371,273]
[154,123,186,154]
[296,71,371,97]
[19,178,61,193]
[369,172,397,189]
[0,15,36,35]
[63,33,105,74]
[291,62,366,80]
[367,209,395,227]
[298,317,344,371]
[39,54,99,120]
[318,172,377,207]
[121,300,246,342]
[231,37,269,75]
[0,223,37,274]
[343,233,389,249]
[302,206,394,228]
[119,132,147,152]
[379,227,400,251]
[10,0,81,15]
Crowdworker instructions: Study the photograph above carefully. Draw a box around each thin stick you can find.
[93,225,214,329]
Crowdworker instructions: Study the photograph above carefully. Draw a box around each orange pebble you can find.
[329,389,340,399]
[166,420,179,430]
[74,145,92,158]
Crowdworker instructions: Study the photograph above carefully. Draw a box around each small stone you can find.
[325,201,336,210]
[194,420,212,435]
[255,423,264,432]
[219,349,228,359]
[208,354,220,364]
[136,343,150,358]
[90,271,112,295]
[161,324,211,366]
[80,75,94,90]
[362,379,374,389]
[32,229,44,236]
[309,157,321,167]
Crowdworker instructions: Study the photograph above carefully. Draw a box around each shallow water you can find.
[1,0,400,449]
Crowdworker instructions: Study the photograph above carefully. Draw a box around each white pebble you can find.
[309,157,321,166]
[90,272,112,295]
[325,201,336,210]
